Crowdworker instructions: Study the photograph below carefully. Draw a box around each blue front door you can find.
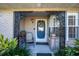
[37,20,45,39]
[36,19,47,42]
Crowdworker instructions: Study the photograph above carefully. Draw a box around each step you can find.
[35,45,51,52]
[37,53,52,56]
[27,43,53,56]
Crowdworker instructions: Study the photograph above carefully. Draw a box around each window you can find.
[68,16,75,25]
[69,27,75,38]
[67,13,78,40]
[68,15,76,38]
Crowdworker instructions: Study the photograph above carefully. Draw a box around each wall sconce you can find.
[31,18,34,23]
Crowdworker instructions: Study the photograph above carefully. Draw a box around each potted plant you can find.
[19,30,26,48]
[19,30,26,37]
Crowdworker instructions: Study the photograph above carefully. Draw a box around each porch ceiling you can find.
[0,3,79,9]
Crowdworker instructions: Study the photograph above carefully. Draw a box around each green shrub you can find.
[74,39,79,55]
[2,47,30,56]
[74,39,79,47]
[54,39,79,56]
[54,47,76,56]
[64,47,76,56]
[0,34,17,55]
[54,49,65,56]
[0,34,30,56]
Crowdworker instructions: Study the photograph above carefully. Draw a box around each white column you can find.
[66,12,69,41]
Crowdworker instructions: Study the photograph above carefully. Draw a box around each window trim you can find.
[66,13,78,41]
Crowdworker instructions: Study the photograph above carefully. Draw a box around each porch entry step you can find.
[37,53,52,56]
[27,42,48,45]
[28,44,53,56]
[36,42,48,45]
[34,45,53,56]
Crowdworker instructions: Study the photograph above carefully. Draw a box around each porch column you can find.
[50,11,65,49]
[14,12,21,38]
[58,12,65,49]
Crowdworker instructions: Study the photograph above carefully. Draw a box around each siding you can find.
[0,11,13,39]
[0,7,79,44]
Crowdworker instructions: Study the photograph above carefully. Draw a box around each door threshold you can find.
[27,42,48,45]
[36,42,48,45]
[37,53,52,56]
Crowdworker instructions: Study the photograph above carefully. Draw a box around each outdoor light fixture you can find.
[31,18,34,23]
[37,3,41,7]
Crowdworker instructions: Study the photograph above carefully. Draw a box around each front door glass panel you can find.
[37,20,45,39]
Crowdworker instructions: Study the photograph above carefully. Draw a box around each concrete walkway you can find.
[27,43,53,56]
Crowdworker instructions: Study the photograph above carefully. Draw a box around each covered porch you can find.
[14,11,65,55]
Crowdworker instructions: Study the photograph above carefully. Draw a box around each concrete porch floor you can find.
[27,43,54,56]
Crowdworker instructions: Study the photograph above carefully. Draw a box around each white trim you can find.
[66,12,68,41]
[66,12,78,41]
